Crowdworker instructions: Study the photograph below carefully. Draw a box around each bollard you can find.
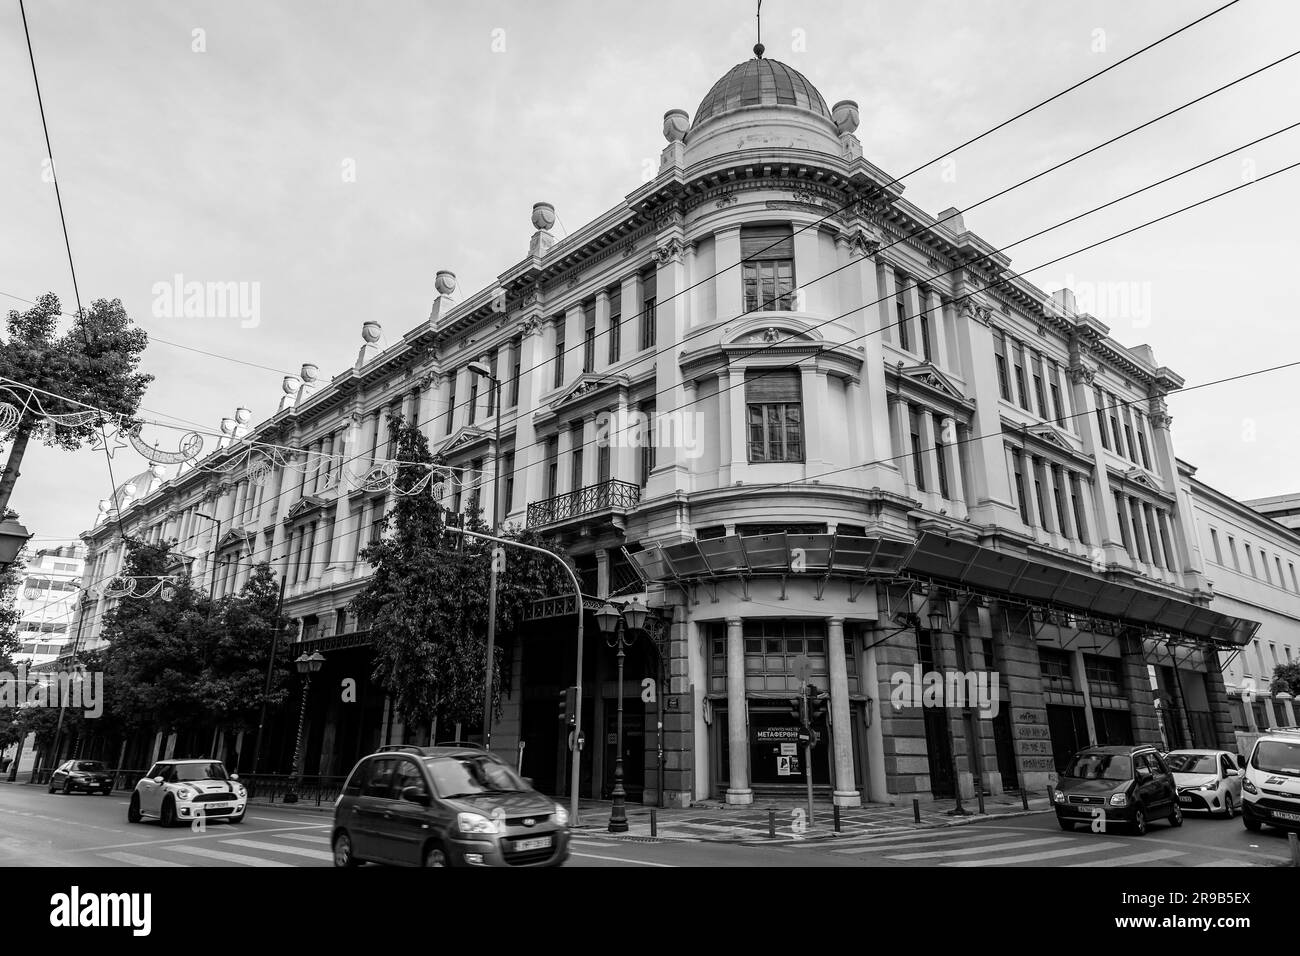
[913,798,921,824]
[976,782,986,815]
[833,804,842,832]
[1021,787,1030,811]
[768,808,777,839]
[1290,832,1299,867]
[651,809,657,838]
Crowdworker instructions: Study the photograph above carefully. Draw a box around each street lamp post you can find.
[0,518,31,570]
[595,598,648,833]
[468,359,503,750]
[249,567,289,776]
[283,650,324,804]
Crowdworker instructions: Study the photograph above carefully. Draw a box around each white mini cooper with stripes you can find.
[128,759,248,826]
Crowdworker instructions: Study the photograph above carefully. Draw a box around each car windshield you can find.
[1253,740,1300,776]
[426,754,529,797]
[1164,754,1217,774]
[173,762,228,782]
[1063,754,1133,781]
[75,762,107,772]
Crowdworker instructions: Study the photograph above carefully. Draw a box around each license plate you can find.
[1272,810,1300,822]
[1179,796,1194,804]
[513,836,552,852]
[199,802,231,810]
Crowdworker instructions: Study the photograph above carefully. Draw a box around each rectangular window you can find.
[1052,464,1070,538]
[553,318,566,388]
[503,452,515,515]
[909,406,926,491]
[467,369,479,424]
[570,423,585,491]
[918,291,932,361]
[746,371,804,463]
[1262,550,1272,584]
[894,276,911,351]
[1013,449,1029,524]
[1069,473,1089,545]
[1129,499,1148,563]
[639,401,656,485]
[1114,492,1131,551]
[444,376,457,435]
[469,457,483,514]
[1210,528,1223,564]
[993,330,1011,401]
[1031,352,1048,419]
[582,300,596,373]
[1012,340,1029,410]
[597,441,611,484]
[545,436,559,498]
[1144,505,1162,569]
[740,224,796,312]
[933,414,949,498]
[1290,562,1298,592]
[1094,387,1110,450]
[1123,407,1137,462]
[608,286,621,365]
[1109,399,1122,460]
[641,268,657,349]
[510,336,522,406]
[1032,458,1050,532]
[1136,413,1152,468]
[1048,359,1065,423]
[1245,544,1256,577]
[1228,535,1239,571]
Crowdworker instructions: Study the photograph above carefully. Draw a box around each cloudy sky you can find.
[2,0,1298,548]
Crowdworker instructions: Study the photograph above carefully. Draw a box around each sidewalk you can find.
[567,790,1053,844]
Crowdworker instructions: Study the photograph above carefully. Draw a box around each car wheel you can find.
[1243,809,1262,832]
[229,812,245,824]
[1132,807,1147,836]
[1057,818,1075,832]
[160,797,178,828]
[101,788,112,796]
[332,830,360,868]
[47,781,56,794]
[1169,804,1183,828]
[62,779,72,795]
[127,794,142,824]
[1222,795,1234,819]
[423,843,450,867]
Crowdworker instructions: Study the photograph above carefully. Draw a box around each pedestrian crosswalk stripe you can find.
[1193,858,1255,867]
[1068,849,1184,867]
[169,844,295,866]
[944,841,1125,866]
[889,836,1073,860]
[99,851,185,867]
[281,833,331,844]
[222,838,332,861]
[833,833,1007,855]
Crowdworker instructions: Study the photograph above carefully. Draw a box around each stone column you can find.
[879,264,900,347]
[512,313,547,525]
[924,288,949,368]
[1071,649,1098,745]
[827,618,860,806]
[888,395,913,497]
[645,232,692,499]
[916,410,940,500]
[724,617,752,805]
[861,639,890,801]
[713,225,743,322]
[595,289,612,372]
[563,304,584,384]
[1070,366,1127,565]
[800,366,828,474]
[792,221,824,315]
[844,242,901,490]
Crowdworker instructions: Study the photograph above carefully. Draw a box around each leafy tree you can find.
[1273,661,1300,698]
[350,417,571,737]
[0,512,27,752]
[0,294,152,514]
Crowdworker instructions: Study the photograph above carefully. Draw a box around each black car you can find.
[332,746,570,867]
[1052,745,1182,835]
[47,760,114,795]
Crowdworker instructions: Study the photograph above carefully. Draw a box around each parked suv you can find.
[1240,728,1300,832]
[332,746,569,867]
[1052,745,1182,835]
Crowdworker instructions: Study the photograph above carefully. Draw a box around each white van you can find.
[1240,727,1300,832]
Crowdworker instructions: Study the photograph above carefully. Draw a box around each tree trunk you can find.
[0,421,34,517]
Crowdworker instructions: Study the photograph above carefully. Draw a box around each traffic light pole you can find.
[801,691,814,827]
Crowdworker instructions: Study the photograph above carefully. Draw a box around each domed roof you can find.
[692,56,831,131]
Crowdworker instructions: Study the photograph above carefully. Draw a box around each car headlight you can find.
[457,812,501,835]
[1052,789,1066,804]
[1109,793,1128,806]
[554,804,569,826]
[1201,780,1219,791]
[174,786,196,801]
[1242,778,1258,795]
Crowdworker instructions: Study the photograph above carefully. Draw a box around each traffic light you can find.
[788,698,802,721]
[558,685,578,727]
[807,684,829,724]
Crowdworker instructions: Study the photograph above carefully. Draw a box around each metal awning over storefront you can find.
[904,532,1260,648]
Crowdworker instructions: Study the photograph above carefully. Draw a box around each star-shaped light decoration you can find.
[90,421,130,459]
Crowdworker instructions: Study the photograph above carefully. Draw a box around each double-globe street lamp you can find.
[283,650,325,804]
[594,597,648,833]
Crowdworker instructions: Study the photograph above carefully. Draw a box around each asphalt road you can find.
[0,782,1293,867]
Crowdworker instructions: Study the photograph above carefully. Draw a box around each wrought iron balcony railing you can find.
[526,479,641,529]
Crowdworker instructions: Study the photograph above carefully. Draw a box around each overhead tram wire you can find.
[1,2,1244,432]
[194,157,1300,577]
[48,125,1300,546]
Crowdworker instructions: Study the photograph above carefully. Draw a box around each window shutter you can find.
[744,369,801,403]
[740,224,795,260]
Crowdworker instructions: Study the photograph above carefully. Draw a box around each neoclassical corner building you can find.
[73,48,1295,806]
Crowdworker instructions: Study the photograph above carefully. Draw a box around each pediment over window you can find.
[217,528,255,550]
[1024,424,1074,451]
[894,362,967,402]
[549,373,631,413]
[1122,468,1164,492]
[722,322,820,346]
[284,494,330,523]
[440,425,491,456]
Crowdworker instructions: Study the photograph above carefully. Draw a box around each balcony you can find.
[526,479,641,530]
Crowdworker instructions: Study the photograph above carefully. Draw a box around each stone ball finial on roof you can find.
[220,418,236,436]
[531,202,556,231]
[300,363,319,383]
[435,270,457,296]
[362,320,382,344]
[282,375,301,395]
[234,407,252,425]
[831,99,860,135]
[663,110,689,143]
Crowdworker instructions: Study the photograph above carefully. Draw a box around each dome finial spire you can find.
[754,0,764,57]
